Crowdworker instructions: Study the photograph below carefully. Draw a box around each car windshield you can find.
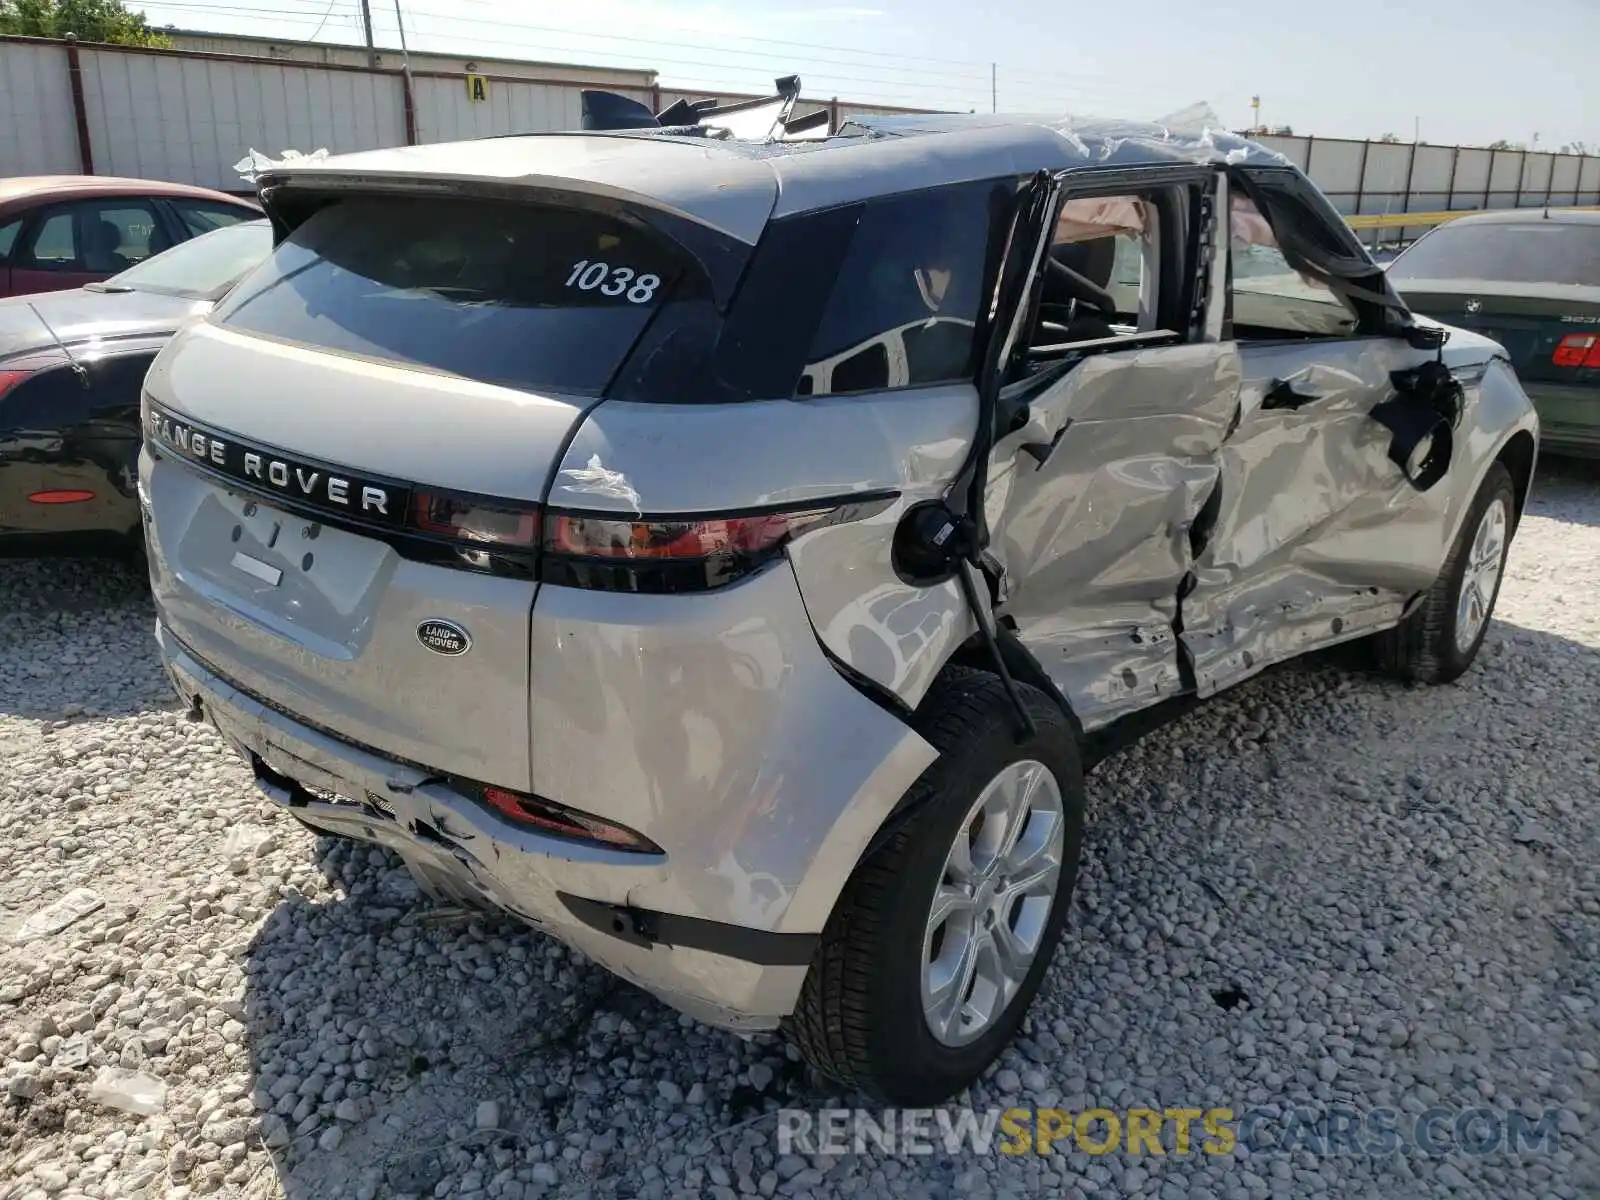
[1388,221,1600,287]
[100,220,274,299]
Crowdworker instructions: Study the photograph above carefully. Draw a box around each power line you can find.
[140,0,1200,112]
[145,0,1163,96]
[304,0,343,40]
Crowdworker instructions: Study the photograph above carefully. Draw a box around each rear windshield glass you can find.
[214,196,691,394]
[1389,222,1600,287]
[106,220,272,299]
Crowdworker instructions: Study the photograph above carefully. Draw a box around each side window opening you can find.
[1227,193,1359,340]
[1015,187,1186,374]
[21,203,169,273]
[26,212,78,269]
[82,204,169,272]
[0,218,22,262]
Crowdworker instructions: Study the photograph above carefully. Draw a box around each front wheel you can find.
[787,669,1085,1104]
[1375,461,1516,683]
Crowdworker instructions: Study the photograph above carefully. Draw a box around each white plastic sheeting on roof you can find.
[234,147,331,184]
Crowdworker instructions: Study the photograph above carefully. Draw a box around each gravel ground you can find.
[1,458,1597,1200]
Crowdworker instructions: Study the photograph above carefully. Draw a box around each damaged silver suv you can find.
[139,86,1539,1104]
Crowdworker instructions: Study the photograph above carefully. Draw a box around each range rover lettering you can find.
[139,85,1538,1103]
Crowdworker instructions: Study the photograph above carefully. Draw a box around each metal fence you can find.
[0,35,920,192]
[1255,133,1600,241]
[5,34,1600,224]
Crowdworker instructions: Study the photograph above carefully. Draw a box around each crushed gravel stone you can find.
[1,458,1596,1199]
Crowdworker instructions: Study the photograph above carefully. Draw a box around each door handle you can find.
[1263,378,1321,410]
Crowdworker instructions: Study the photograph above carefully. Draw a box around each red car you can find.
[0,176,260,298]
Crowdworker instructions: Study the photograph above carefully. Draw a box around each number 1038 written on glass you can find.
[565,260,662,304]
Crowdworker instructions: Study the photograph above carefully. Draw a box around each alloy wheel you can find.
[1455,497,1509,654]
[920,758,1065,1048]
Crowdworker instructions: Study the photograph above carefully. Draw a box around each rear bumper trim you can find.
[155,618,812,1030]
[557,893,818,967]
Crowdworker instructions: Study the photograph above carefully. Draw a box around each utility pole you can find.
[393,0,416,143]
[991,63,997,114]
[1413,115,1419,144]
[393,0,412,82]
[359,0,377,67]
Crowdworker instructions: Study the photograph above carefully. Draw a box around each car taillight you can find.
[28,490,96,505]
[479,786,660,853]
[1553,333,1600,368]
[0,370,31,399]
[412,490,539,547]
[542,507,836,593]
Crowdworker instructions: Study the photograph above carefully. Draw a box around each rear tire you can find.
[787,668,1085,1104]
[1375,462,1516,684]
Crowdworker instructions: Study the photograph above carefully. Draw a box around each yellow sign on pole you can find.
[466,73,488,104]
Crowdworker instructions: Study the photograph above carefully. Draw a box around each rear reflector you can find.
[1553,333,1600,368]
[480,786,660,852]
[28,489,96,505]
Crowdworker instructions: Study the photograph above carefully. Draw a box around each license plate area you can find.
[178,488,398,658]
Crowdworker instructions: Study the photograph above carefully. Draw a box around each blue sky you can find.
[137,0,1596,149]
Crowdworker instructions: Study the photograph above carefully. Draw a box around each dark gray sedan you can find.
[1389,209,1600,456]
[0,219,271,553]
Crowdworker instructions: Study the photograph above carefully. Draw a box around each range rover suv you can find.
[139,92,1538,1103]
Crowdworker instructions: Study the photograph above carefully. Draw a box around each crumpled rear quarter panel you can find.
[527,562,938,936]
[550,387,982,711]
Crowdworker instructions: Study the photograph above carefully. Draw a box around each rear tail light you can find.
[28,490,96,505]
[412,490,539,547]
[1553,333,1600,368]
[0,370,31,399]
[479,785,660,853]
[542,508,837,593]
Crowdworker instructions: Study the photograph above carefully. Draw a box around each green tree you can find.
[0,0,170,46]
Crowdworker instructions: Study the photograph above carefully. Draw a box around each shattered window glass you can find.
[1229,195,1358,338]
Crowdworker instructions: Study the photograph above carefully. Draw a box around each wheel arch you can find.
[1496,428,1537,525]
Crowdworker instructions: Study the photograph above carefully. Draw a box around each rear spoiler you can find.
[580,75,832,142]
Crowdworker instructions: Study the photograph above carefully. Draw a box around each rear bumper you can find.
[1525,382,1600,456]
[157,623,817,1031]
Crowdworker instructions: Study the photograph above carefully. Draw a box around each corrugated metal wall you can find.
[0,41,80,175]
[76,48,405,191]
[1256,132,1600,239]
[413,75,649,143]
[3,35,1597,225]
